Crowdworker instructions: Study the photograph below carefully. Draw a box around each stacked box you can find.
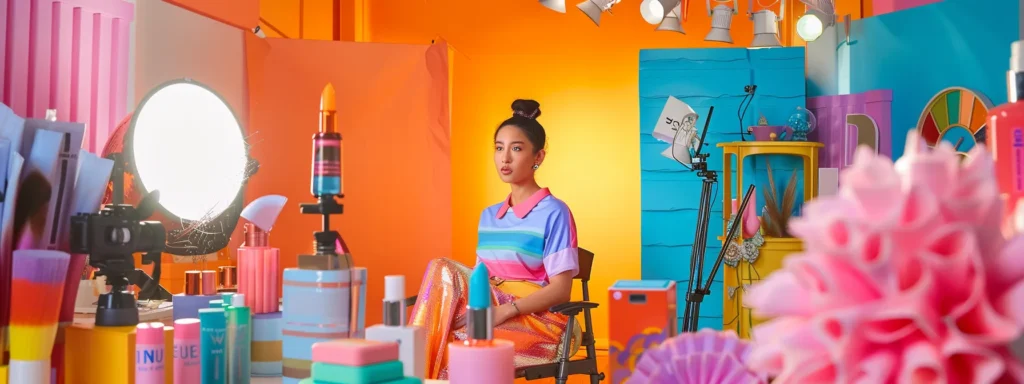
[300,339,420,384]
[172,294,221,320]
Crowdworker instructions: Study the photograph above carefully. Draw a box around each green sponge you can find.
[311,361,404,384]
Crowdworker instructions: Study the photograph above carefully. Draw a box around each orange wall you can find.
[362,1,770,346]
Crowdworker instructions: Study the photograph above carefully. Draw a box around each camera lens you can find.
[136,221,166,253]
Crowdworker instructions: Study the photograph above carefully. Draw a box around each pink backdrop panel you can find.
[2,0,133,153]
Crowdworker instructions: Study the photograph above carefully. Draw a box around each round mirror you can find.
[130,81,247,222]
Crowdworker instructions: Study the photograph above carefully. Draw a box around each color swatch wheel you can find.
[916,87,992,154]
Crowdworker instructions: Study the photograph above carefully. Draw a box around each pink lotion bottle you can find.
[237,195,287,313]
[173,319,201,384]
[447,263,514,384]
[990,41,1024,232]
[136,322,166,384]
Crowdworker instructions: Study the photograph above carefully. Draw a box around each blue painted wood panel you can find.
[639,47,806,330]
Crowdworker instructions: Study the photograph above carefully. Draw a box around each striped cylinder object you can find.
[281,268,350,383]
[350,267,367,338]
[252,312,283,377]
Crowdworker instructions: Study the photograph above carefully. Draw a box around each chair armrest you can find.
[550,301,599,316]
[405,295,418,308]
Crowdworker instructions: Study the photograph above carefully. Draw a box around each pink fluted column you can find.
[872,0,943,15]
[2,0,134,153]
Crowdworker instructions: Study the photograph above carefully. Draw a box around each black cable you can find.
[738,85,756,141]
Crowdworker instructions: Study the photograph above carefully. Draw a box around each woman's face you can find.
[494,125,544,184]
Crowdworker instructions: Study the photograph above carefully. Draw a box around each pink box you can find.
[310,339,399,367]
[2,0,134,152]
[807,89,893,171]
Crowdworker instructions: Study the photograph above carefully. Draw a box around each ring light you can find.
[103,79,255,255]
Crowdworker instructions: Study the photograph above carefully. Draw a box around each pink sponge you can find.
[311,339,399,366]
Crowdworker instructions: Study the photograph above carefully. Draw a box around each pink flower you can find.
[744,132,1024,383]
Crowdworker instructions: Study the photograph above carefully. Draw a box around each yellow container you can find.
[722,236,803,338]
[64,324,174,384]
[1,364,7,384]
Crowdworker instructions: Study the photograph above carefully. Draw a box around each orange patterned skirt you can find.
[409,258,581,380]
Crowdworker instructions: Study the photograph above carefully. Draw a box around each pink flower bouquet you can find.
[744,132,1024,383]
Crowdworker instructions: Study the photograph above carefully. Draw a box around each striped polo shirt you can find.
[476,188,579,285]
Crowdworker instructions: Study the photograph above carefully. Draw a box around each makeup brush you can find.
[8,249,70,383]
[13,171,52,251]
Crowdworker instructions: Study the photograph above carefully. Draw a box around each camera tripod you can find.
[674,105,756,333]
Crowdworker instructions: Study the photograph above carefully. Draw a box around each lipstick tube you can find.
[447,264,514,384]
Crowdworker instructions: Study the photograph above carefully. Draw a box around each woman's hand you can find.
[495,303,521,325]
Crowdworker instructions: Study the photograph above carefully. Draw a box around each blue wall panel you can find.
[639,47,806,331]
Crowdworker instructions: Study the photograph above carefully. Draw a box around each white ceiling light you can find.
[640,0,679,23]
[541,0,567,13]
[796,0,836,41]
[578,0,622,26]
[657,4,686,33]
[749,0,784,47]
[705,0,738,43]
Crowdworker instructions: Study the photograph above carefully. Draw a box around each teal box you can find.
[311,361,404,384]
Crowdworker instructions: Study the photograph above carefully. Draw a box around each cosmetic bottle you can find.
[312,83,343,197]
[365,275,426,379]
[174,319,202,384]
[136,322,166,384]
[199,308,227,384]
[447,264,514,384]
[990,40,1024,230]
[237,195,287,314]
[226,294,251,384]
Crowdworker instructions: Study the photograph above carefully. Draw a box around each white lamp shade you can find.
[578,0,612,26]
[704,4,734,43]
[540,0,567,13]
[641,0,680,24]
[656,4,685,33]
[750,10,781,47]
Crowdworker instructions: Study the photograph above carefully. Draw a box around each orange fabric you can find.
[243,37,452,328]
[164,0,259,31]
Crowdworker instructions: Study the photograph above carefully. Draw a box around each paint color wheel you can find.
[916,87,991,152]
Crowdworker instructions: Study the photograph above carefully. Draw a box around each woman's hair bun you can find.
[511,99,541,120]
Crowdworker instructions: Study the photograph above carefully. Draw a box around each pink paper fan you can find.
[627,329,765,384]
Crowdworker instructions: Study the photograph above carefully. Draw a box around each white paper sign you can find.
[653,96,699,164]
[652,96,698,143]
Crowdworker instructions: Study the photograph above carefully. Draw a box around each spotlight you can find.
[540,0,567,13]
[640,0,674,24]
[796,0,836,41]
[578,0,621,26]
[704,0,738,43]
[749,0,784,48]
[656,4,686,34]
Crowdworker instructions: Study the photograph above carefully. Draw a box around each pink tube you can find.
[136,322,166,384]
[173,319,201,384]
[448,340,514,384]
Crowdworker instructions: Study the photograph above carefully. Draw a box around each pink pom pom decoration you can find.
[743,131,1024,383]
[627,328,765,384]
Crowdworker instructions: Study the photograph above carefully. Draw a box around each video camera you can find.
[69,191,170,326]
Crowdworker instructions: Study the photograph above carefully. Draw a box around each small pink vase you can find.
[733,189,761,238]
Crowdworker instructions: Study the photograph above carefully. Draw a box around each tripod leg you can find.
[689,179,715,332]
[683,179,711,332]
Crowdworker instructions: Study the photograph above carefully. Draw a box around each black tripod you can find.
[677,106,757,333]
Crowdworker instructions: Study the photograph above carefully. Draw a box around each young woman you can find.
[409,99,582,380]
